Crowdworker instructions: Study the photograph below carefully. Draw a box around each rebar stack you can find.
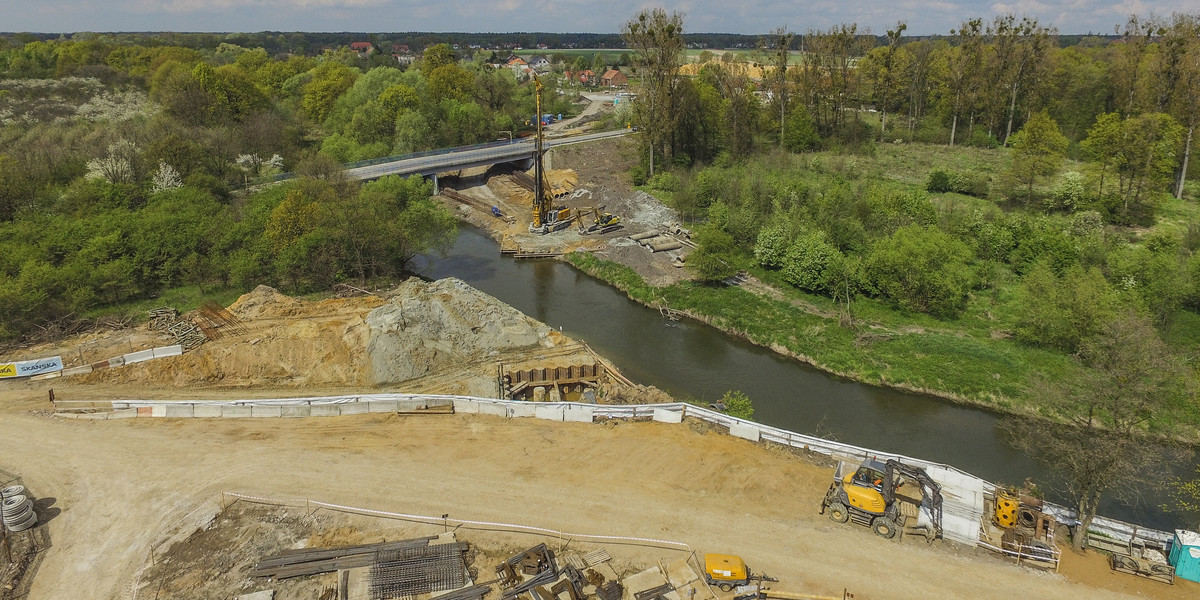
[368,542,469,600]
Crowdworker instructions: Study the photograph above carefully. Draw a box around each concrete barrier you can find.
[152,345,183,358]
[61,365,93,377]
[193,405,222,418]
[563,406,594,423]
[368,400,399,413]
[729,422,761,442]
[653,408,682,424]
[252,405,282,418]
[453,399,480,414]
[164,405,194,418]
[478,403,510,418]
[222,406,253,418]
[281,405,311,418]
[29,371,61,381]
[339,403,369,415]
[123,349,155,364]
[510,403,536,418]
[310,404,342,417]
[109,408,138,419]
[151,405,167,418]
[534,405,565,421]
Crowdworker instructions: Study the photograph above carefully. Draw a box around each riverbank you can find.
[561,250,1200,446]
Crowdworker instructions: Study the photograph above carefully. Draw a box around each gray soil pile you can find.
[366,278,556,385]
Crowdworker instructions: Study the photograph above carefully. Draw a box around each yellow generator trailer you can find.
[819,458,943,541]
[703,553,750,592]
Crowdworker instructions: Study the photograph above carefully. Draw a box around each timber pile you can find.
[254,536,438,580]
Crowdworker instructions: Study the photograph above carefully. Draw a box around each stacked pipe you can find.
[1,485,37,532]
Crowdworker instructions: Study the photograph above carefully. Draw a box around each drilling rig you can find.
[529,73,571,234]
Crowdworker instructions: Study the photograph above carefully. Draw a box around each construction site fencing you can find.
[69,393,1170,555]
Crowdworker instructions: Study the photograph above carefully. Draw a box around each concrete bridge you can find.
[343,129,631,183]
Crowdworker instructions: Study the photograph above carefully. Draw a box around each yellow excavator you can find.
[819,458,943,541]
[575,205,622,234]
[529,73,571,235]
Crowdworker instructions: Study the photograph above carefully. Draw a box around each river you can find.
[412,226,1190,531]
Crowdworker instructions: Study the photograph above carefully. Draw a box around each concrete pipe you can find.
[629,231,659,241]
[651,242,685,253]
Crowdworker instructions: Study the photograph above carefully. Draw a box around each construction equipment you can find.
[576,205,622,234]
[702,554,776,593]
[529,73,571,235]
[819,458,943,542]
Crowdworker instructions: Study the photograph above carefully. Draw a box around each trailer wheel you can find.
[872,517,898,539]
[827,502,849,524]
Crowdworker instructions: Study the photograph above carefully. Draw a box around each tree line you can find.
[0,38,585,339]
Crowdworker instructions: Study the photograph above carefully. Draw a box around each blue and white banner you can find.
[0,356,64,379]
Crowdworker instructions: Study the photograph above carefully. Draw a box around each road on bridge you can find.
[345,129,632,182]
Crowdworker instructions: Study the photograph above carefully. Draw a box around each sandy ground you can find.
[0,391,1196,599]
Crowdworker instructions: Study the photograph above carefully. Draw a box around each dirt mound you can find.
[625,190,679,229]
[366,278,557,384]
[227,285,302,320]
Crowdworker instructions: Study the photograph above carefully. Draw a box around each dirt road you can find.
[0,392,1193,600]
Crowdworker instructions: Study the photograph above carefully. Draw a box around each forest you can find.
[0,36,591,340]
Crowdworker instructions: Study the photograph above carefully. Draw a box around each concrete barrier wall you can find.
[78,392,1165,546]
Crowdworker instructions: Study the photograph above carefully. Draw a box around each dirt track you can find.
[0,391,1195,599]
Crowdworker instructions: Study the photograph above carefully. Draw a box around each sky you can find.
[1,0,1196,37]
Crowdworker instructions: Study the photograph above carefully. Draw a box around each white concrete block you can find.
[477,402,510,418]
[534,405,565,421]
[510,403,536,418]
[252,405,282,418]
[653,408,683,424]
[151,405,167,418]
[281,405,311,418]
[163,404,194,418]
[193,405,222,418]
[222,406,253,418]
[339,402,368,415]
[453,399,480,414]
[152,345,183,358]
[368,400,399,413]
[123,349,155,364]
[310,404,342,417]
[563,406,594,423]
[729,422,761,442]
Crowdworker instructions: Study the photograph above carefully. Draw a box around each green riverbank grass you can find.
[565,250,1083,412]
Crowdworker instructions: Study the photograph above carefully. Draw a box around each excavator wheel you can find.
[827,502,850,524]
[718,584,734,592]
[872,517,898,539]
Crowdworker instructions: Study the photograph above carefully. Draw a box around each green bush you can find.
[925,169,953,193]
[781,229,842,293]
[865,225,975,317]
[647,171,680,192]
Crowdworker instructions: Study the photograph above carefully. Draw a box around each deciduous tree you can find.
[1006,312,1190,550]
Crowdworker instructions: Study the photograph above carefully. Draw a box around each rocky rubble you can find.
[366,278,557,385]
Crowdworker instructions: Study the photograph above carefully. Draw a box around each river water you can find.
[412,226,1189,531]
